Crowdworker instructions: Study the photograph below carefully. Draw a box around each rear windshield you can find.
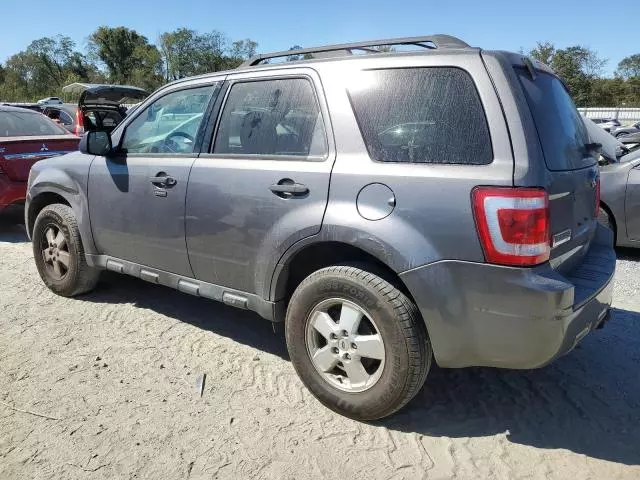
[516,69,595,171]
[0,110,68,137]
[347,67,493,165]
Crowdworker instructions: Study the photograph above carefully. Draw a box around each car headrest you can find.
[240,110,278,155]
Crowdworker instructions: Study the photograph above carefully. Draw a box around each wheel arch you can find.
[27,191,71,238]
[26,168,97,254]
[599,200,617,244]
[271,240,417,306]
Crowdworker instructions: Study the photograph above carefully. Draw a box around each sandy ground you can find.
[1,215,639,480]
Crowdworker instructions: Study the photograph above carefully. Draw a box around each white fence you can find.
[578,107,640,123]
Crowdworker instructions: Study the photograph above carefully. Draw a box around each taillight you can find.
[74,108,84,137]
[595,177,601,217]
[472,187,550,267]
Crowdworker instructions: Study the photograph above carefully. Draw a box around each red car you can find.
[0,105,79,212]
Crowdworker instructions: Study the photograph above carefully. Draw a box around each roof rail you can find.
[239,34,470,68]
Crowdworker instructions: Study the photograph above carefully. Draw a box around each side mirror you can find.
[80,131,112,156]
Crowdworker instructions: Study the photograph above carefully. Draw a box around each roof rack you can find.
[240,34,470,68]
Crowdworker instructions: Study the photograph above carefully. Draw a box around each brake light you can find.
[74,108,84,137]
[472,187,550,266]
[595,177,601,217]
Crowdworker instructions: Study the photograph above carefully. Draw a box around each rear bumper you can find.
[0,176,26,209]
[400,224,616,369]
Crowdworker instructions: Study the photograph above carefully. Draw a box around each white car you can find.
[36,97,63,106]
[589,117,621,132]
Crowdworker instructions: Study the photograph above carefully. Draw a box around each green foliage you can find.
[159,28,248,81]
[88,27,163,89]
[616,54,640,80]
[0,35,99,102]
[528,42,640,107]
[1,32,638,107]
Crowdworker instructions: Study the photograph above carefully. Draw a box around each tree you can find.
[229,39,258,62]
[616,54,640,80]
[88,26,163,88]
[529,41,555,66]
[0,36,97,101]
[159,28,229,81]
[286,45,304,62]
[529,43,606,106]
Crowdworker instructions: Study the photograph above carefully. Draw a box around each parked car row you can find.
[0,84,148,212]
[0,105,80,211]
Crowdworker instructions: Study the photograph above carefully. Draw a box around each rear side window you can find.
[214,78,328,158]
[0,110,68,136]
[347,68,492,165]
[516,69,594,171]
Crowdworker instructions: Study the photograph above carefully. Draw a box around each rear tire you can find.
[32,204,100,296]
[285,265,431,421]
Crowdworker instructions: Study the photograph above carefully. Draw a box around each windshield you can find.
[0,110,69,137]
[517,69,595,171]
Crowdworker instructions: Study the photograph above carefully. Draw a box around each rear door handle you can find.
[150,175,177,187]
[269,182,309,197]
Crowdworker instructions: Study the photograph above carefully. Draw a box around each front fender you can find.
[26,163,97,254]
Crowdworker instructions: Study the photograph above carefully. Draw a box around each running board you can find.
[86,254,283,322]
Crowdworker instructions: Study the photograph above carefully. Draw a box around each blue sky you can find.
[1,0,631,76]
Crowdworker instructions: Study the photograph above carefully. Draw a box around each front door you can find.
[186,71,334,296]
[88,82,221,276]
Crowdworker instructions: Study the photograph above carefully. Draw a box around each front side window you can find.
[121,84,218,154]
[347,67,493,165]
[213,78,327,158]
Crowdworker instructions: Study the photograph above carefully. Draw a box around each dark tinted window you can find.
[517,69,595,171]
[0,110,68,137]
[214,78,327,158]
[347,68,492,164]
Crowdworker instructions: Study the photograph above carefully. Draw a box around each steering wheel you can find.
[163,131,195,153]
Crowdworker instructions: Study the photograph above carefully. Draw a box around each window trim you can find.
[118,82,222,158]
[346,66,494,166]
[207,74,330,162]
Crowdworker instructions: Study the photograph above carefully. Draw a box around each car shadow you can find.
[82,272,288,360]
[0,209,28,243]
[616,246,640,261]
[378,307,640,466]
[85,273,640,466]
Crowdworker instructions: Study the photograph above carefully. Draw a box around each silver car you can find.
[24,35,615,420]
[599,149,640,247]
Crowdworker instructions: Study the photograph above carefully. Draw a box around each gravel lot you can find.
[1,214,639,480]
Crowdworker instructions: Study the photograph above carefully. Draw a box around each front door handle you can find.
[269,182,309,197]
[150,175,177,188]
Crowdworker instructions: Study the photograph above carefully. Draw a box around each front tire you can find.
[32,203,100,296]
[285,265,431,421]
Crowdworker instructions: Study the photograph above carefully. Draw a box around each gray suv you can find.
[25,35,616,420]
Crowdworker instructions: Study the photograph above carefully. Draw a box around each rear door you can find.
[516,69,600,271]
[185,68,334,295]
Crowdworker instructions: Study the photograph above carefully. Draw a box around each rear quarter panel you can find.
[305,53,514,272]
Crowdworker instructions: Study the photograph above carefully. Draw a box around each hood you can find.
[582,116,625,162]
[63,83,149,107]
